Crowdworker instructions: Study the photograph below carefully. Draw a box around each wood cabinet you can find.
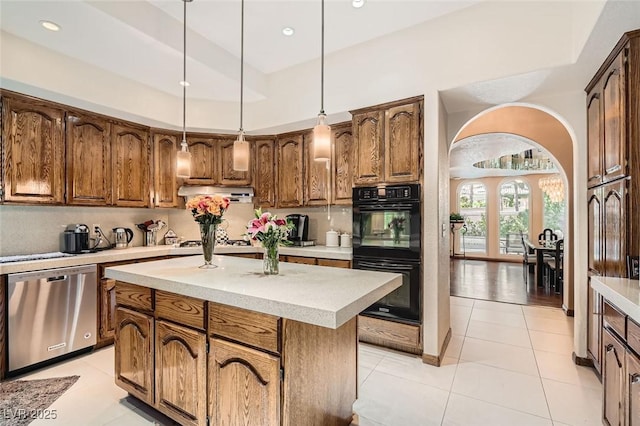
[351,96,423,186]
[602,50,627,183]
[155,320,207,426]
[153,132,179,208]
[587,85,603,187]
[98,278,117,347]
[111,123,150,207]
[253,138,277,208]
[588,283,603,374]
[209,338,281,426]
[352,110,384,185]
[66,111,111,205]
[626,348,640,425]
[185,135,218,185]
[331,122,354,205]
[358,314,422,355]
[604,327,625,426]
[219,137,252,186]
[304,131,329,206]
[1,94,65,204]
[276,133,304,208]
[114,306,154,405]
[603,179,628,278]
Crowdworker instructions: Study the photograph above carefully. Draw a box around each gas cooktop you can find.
[179,240,251,248]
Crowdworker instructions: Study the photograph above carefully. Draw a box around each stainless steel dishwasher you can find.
[7,264,97,372]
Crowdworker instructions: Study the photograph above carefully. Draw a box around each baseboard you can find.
[422,328,452,367]
[572,352,594,367]
[562,304,575,317]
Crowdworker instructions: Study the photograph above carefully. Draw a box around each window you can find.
[499,180,530,254]
[458,183,487,254]
[543,192,566,238]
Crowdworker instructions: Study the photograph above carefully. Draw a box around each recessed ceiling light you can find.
[352,0,365,8]
[179,81,190,87]
[40,20,60,32]
[282,27,294,37]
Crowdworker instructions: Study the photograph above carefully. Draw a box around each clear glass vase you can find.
[199,223,218,269]
[263,243,279,275]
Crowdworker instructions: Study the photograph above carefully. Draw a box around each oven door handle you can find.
[357,202,416,210]
[356,261,412,271]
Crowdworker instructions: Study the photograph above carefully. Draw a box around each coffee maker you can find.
[285,214,310,245]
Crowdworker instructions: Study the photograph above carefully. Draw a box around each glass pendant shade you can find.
[233,132,249,171]
[176,142,191,178]
[313,113,331,161]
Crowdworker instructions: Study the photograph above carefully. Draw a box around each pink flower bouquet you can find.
[246,208,294,247]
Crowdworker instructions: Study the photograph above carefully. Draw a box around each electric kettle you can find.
[113,227,134,249]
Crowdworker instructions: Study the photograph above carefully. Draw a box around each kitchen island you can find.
[105,255,401,426]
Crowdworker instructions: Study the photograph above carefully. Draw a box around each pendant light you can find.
[312,0,331,162]
[176,0,192,178]
[233,0,249,171]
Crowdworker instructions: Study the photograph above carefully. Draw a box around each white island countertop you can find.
[591,276,640,323]
[105,255,400,329]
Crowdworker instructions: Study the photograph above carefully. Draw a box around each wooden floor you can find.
[450,259,563,308]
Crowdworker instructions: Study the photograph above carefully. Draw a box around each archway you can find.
[449,103,576,313]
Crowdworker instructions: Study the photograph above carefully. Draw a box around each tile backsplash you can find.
[0,204,353,256]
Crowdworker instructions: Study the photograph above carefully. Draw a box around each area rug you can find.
[0,375,79,426]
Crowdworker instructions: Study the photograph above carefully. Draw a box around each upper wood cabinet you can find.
[587,85,603,187]
[1,95,65,204]
[276,133,304,208]
[111,123,150,207]
[352,110,383,185]
[601,50,627,183]
[304,131,329,206]
[603,179,628,277]
[219,138,252,186]
[351,96,423,186]
[253,138,276,208]
[185,135,218,185]
[331,122,354,205]
[155,320,207,426]
[66,111,111,206]
[153,132,179,208]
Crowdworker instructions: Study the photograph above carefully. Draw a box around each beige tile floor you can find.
[15,296,600,426]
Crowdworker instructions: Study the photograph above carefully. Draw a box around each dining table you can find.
[524,238,557,288]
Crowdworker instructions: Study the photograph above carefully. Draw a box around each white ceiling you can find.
[0,0,478,102]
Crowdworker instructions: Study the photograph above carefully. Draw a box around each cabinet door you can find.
[603,179,627,277]
[1,96,65,203]
[111,123,150,207]
[352,110,383,185]
[588,187,603,275]
[587,87,603,187]
[66,112,111,205]
[114,307,154,405]
[219,138,252,186]
[587,283,602,374]
[209,338,281,426]
[332,123,354,205]
[155,320,207,426]
[304,131,329,206]
[153,132,179,208]
[98,278,117,344]
[627,350,640,426]
[602,48,627,182]
[254,139,276,208]
[185,136,218,185]
[384,102,421,183]
[603,328,625,426]
[276,134,304,208]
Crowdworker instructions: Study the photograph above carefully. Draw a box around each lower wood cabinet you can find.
[114,306,154,405]
[604,327,625,425]
[627,349,640,425]
[209,338,281,426]
[98,278,116,346]
[358,315,422,355]
[155,320,207,426]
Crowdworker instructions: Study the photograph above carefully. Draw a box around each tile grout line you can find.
[524,306,555,423]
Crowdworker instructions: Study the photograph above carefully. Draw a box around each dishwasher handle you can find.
[47,275,68,282]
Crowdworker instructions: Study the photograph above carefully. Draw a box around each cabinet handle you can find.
[632,374,640,384]
[591,174,602,180]
[605,165,622,174]
[606,344,623,368]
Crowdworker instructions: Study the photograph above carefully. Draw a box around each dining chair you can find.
[521,233,536,283]
[544,239,564,293]
[538,228,558,244]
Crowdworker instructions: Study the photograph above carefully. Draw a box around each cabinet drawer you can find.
[628,318,640,355]
[358,315,422,354]
[283,255,316,265]
[317,258,351,269]
[115,282,152,312]
[156,290,206,331]
[209,302,280,353]
[603,300,626,340]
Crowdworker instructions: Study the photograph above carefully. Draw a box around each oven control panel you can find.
[354,184,419,201]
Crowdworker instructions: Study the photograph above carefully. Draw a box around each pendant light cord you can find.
[182,0,187,145]
[240,0,244,132]
[320,0,325,115]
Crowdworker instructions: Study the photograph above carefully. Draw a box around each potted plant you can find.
[450,212,465,223]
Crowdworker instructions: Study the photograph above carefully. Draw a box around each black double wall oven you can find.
[352,184,421,324]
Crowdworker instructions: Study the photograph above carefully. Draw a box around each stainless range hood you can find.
[178,185,254,204]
